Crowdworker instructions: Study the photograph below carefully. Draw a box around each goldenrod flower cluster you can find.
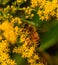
[0,17,22,65]
[0,40,16,65]
[31,0,58,21]
[0,0,55,65]
[0,12,45,65]
[23,7,34,19]
[0,16,45,65]
[13,24,45,65]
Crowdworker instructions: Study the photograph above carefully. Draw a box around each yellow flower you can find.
[15,17,22,25]
[37,10,43,17]
[0,35,2,40]
[15,26,19,35]
[34,54,39,60]
[0,20,18,44]
[28,58,35,64]
[0,40,9,53]
[6,59,16,65]
[45,15,49,21]
[40,16,45,21]
[24,0,27,2]
[31,0,58,21]
[0,20,13,31]
[0,53,9,61]
[31,14,34,18]
[1,62,7,65]
[25,16,29,19]
[20,34,26,43]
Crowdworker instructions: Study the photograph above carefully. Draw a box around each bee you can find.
[23,23,35,32]
[23,23,29,29]
[23,23,40,45]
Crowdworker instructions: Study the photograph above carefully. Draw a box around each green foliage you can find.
[11,53,27,65]
[39,20,58,50]
[0,0,10,5]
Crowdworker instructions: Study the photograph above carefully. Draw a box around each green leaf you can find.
[11,53,27,65]
[0,0,10,5]
[39,20,58,50]
[31,11,45,27]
